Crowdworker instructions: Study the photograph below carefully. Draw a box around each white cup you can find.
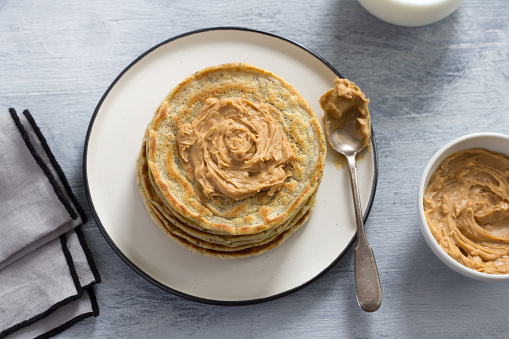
[357,0,464,27]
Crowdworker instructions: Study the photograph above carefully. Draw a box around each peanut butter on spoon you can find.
[320,78,371,151]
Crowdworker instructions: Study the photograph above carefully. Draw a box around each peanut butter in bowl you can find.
[418,133,509,280]
[424,148,509,274]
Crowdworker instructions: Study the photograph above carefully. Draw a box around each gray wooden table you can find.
[2,0,509,338]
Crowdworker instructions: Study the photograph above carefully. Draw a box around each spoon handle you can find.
[346,154,382,312]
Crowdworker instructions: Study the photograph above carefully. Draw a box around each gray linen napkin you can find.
[0,109,100,339]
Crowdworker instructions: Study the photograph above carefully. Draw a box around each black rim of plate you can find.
[83,26,379,306]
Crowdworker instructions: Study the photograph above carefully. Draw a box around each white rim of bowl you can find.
[418,132,509,281]
[357,0,464,27]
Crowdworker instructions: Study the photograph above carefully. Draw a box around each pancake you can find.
[144,63,326,236]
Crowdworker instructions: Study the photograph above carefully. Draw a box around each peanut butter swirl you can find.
[424,148,509,274]
[177,97,295,201]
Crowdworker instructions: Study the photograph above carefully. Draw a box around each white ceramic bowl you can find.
[357,0,464,27]
[418,133,509,281]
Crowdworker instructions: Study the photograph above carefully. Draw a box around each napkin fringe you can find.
[39,288,99,339]
[8,108,78,220]
[2,289,99,339]
[22,109,88,223]
[60,235,84,294]
[0,228,99,339]
[75,227,102,284]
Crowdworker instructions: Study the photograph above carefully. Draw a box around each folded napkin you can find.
[0,109,101,339]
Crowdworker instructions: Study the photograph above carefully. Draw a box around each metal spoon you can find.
[324,114,382,312]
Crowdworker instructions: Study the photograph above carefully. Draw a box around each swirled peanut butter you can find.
[319,77,371,149]
[424,148,509,274]
[177,97,295,200]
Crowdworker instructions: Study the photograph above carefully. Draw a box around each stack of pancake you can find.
[136,63,326,259]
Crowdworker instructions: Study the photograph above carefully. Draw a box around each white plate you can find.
[84,27,378,304]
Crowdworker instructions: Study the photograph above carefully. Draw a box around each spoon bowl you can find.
[328,120,365,156]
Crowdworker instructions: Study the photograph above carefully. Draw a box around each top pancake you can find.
[145,63,326,235]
